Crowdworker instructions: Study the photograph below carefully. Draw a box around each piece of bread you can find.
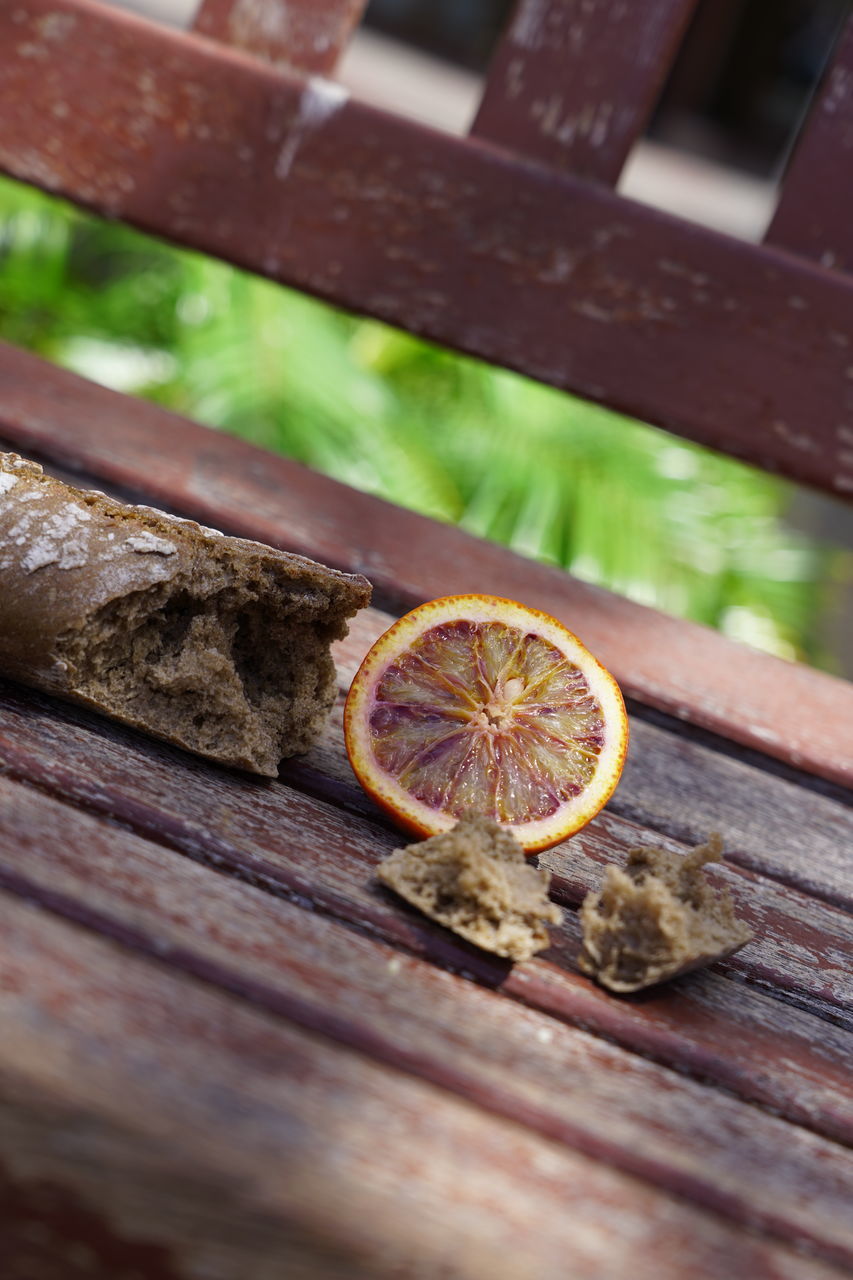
[578,833,753,992]
[377,811,563,962]
[0,453,371,774]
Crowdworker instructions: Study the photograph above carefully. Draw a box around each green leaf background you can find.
[0,176,838,668]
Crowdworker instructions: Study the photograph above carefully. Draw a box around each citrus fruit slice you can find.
[344,595,628,852]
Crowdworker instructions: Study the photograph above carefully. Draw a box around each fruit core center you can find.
[476,675,525,730]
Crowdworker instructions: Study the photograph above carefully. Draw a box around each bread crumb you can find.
[578,833,753,993]
[377,812,563,962]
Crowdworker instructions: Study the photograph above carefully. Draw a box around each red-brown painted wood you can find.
[280,697,853,1021]
[6,894,847,1280]
[330,613,853,913]
[766,15,853,272]
[473,0,698,183]
[192,0,367,74]
[1,678,851,1139]
[541,814,853,1015]
[2,345,853,789]
[0,4,851,1272]
[4,662,851,1019]
[1,773,851,1264]
[2,1,853,496]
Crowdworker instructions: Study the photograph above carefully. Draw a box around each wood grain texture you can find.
[330,613,853,913]
[1,680,851,1148]
[3,353,853,794]
[473,0,698,183]
[0,3,850,1270]
[192,0,368,74]
[541,813,853,1015]
[2,2,853,497]
[609,716,853,913]
[6,895,848,1280]
[2,671,850,1021]
[287,696,853,1020]
[766,15,853,271]
[1,777,852,1265]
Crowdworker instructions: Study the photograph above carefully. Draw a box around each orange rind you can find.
[344,595,629,853]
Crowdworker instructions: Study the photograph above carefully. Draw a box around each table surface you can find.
[1,364,852,1280]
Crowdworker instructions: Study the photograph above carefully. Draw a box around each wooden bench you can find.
[1,3,852,1276]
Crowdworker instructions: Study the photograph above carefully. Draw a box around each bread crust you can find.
[0,453,371,774]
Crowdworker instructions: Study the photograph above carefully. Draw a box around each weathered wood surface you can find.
[2,678,851,1140]
[472,0,698,183]
[1,3,853,1270]
[193,0,368,74]
[2,645,851,1023]
[0,494,851,1277]
[766,15,853,272]
[3,348,853,794]
[331,613,853,913]
[3,2,853,497]
[1,774,852,1267]
[6,896,849,1280]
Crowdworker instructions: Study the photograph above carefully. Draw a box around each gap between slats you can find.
[2,3,853,496]
[2,349,853,795]
[1,679,851,1126]
[0,439,849,1006]
[2,643,851,1025]
[4,418,849,849]
[472,0,699,185]
[285,687,853,943]
[0,774,852,1268]
[0,435,849,936]
[4,894,848,1280]
[328,611,853,913]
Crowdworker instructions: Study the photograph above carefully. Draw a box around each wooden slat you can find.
[0,908,788,1280]
[603,716,853,913]
[472,0,698,183]
[284,702,853,1021]
[766,15,853,271]
[541,815,853,1016]
[331,612,853,915]
[192,0,367,74]
[1,775,852,1265]
[2,3,853,497]
[2,347,853,790]
[2,679,852,1142]
[5,652,852,1018]
[5,899,847,1280]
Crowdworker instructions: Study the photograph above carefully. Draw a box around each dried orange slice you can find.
[344,595,628,852]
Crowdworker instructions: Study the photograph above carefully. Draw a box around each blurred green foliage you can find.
[0,176,832,665]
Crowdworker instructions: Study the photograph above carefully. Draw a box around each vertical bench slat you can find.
[471,0,699,184]
[192,0,367,74]
[765,15,853,271]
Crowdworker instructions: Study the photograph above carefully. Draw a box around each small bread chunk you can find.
[0,453,371,775]
[377,812,563,962]
[579,833,753,993]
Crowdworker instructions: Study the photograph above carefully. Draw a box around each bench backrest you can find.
[0,0,852,498]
